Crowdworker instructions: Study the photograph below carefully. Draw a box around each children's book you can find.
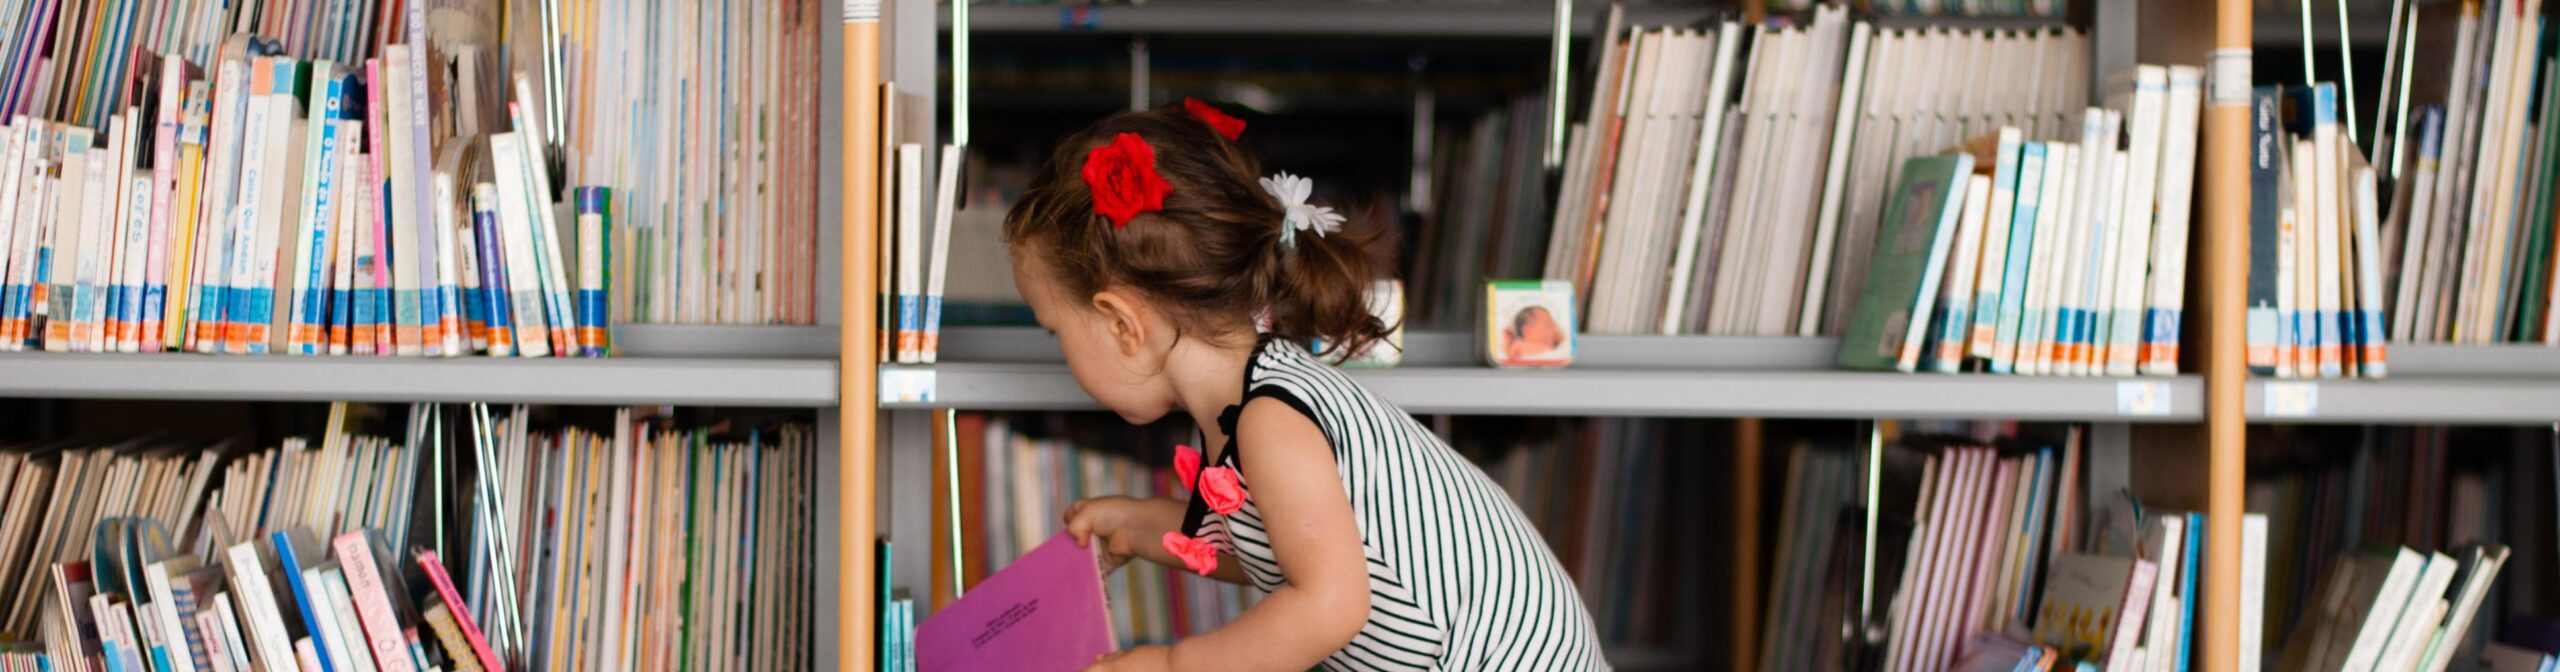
[1838,153,1975,372]
[916,532,1116,672]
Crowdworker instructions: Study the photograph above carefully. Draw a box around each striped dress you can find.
[1180,338,1608,671]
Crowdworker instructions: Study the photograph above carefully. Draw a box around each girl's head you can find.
[1006,104,1390,423]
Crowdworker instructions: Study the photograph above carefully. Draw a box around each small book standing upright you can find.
[917,532,1117,672]
[1838,153,1977,372]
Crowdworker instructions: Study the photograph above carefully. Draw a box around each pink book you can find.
[2104,558,2159,669]
[364,60,394,357]
[1955,456,2021,660]
[331,533,419,672]
[917,532,1117,672]
[412,549,503,672]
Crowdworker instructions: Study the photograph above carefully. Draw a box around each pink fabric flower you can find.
[1161,532,1219,576]
[1173,444,1202,490]
[1081,132,1173,228]
[1199,466,1246,515]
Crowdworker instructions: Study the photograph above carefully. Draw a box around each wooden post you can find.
[2200,0,2253,668]
[1733,417,1764,672]
[842,2,883,668]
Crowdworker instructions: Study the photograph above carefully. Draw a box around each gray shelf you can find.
[0,350,837,406]
[2246,343,2560,425]
[951,2,1723,38]
[888,327,2202,421]
[613,324,838,358]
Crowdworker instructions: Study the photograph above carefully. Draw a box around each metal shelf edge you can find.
[0,352,840,407]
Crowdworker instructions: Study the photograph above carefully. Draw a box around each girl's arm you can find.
[1140,397,1372,671]
[1067,496,1251,585]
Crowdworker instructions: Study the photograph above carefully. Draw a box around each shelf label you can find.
[2264,381,2319,418]
[880,367,937,404]
[2116,380,2173,417]
[2208,49,2253,107]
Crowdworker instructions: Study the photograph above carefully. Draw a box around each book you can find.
[916,533,1117,671]
[1838,153,1975,372]
[1486,279,1577,368]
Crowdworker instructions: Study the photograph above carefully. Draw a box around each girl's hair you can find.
[1004,105,1393,355]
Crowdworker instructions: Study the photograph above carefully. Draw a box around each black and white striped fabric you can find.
[1179,338,1608,671]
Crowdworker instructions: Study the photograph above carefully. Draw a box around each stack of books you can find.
[0,0,819,360]
[0,404,817,671]
[1774,0,2069,18]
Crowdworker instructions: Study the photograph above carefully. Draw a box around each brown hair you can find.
[1004,105,1393,357]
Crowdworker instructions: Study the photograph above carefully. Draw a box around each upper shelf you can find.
[2247,343,2560,425]
[881,327,2206,421]
[949,3,1726,38]
[0,325,840,406]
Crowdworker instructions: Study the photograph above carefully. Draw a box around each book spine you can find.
[402,3,447,358]
[1991,144,2047,374]
[471,185,514,357]
[431,167,465,357]
[457,193,487,352]
[113,137,152,352]
[574,186,608,357]
[488,134,551,357]
[2247,87,2283,374]
[164,82,211,350]
[1970,130,2023,362]
[140,55,184,352]
[412,551,503,672]
[0,119,29,347]
[71,123,115,353]
[218,60,276,354]
[291,74,344,355]
[190,54,245,353]
[332,534,418,672]
[328,135,361,355]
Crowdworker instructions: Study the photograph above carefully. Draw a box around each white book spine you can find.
[894,143,924,363]
[923,144,962,363]
[73,123,119,353]
[290,71,344,355]
[2140,67,2204,376]
[222,543,303,672]
[1929,175,1995,372]
[383,52,424,356]
[315,570,378,672]
[190,51,250,353]
[2018,142,2074,375]
[510,76,577,358]
[1967,127,2023,361]
[2343,550,2429,672]
[2106,68,2169,377]
[1796,22,1875,337]
[113,115,151,353]
[488,136,553,357]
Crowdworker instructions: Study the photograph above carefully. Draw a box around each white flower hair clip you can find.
[1258,172,1345,248]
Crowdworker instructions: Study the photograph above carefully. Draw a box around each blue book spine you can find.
[471,203,512,352]
[270,533,339,672]
[1991,144,2046,374]
[2176,512,2202,671]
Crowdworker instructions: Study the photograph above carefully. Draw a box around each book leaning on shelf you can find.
[0,0,824,358]
[0,404,818,672]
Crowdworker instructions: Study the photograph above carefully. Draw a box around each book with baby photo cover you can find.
[1486,279,1577,368]
[917,532,1118,672]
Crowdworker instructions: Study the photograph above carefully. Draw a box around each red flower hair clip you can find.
[1082,132,1174,228]
[1183,98,1246,141]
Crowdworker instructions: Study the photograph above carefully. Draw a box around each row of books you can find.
[1757,427,2234,672]
[2343,0,2560,348]
[1539,10,2211,377]
[1408,96,1551,330]
[1838,68,2202,378]
[0,0,820,350]
[1477,419,1703,650]
[0,404,817,671]
[1772,1,2069,18]
[962,417,1259,649]
[2245,84,2392,380]
[880,143,961,365]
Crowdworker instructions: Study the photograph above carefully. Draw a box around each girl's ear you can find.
[1090,289,1150,356]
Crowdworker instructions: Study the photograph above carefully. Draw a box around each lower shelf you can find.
[882,362,2203,421]
[0,351,838,406]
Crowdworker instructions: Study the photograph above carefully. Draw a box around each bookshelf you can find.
[2244,345,2560,425]
[861,0,2287,670]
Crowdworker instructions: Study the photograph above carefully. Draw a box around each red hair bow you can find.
[1183,98,1246,141]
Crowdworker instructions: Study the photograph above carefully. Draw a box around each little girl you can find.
[1006,101,1607,672]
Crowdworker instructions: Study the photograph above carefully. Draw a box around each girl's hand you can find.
[1081,645,1172,672]
[1065,495,1148,572]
